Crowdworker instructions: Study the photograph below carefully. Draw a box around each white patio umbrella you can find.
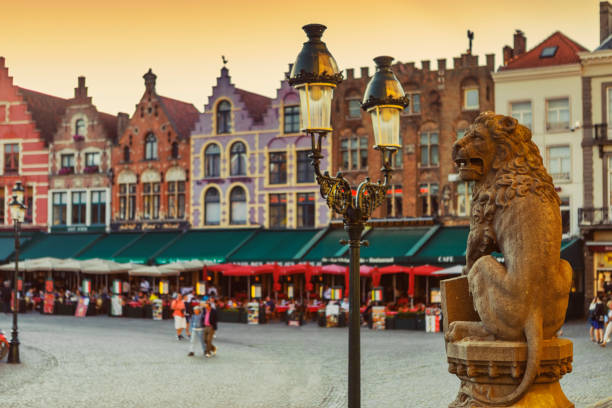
[55,258,82,272]
[130,265,179,277]
[431,264,463,276]
[27,257,64,272]
[0,259,44,272]
[80,259,132,275]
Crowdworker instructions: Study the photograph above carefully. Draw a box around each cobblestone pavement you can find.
[0,314,609,408]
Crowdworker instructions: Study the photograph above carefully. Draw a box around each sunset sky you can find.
[2,0,598,115]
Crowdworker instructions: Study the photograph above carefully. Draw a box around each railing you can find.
[578,207,612,226]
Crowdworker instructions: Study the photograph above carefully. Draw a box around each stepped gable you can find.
[235,88,272,125]
[16,87,69,144]
[501,31,589,71]
[157,95,199,139]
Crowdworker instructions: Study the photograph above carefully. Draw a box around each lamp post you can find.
[7,181,26,364]
[289,24,407,408]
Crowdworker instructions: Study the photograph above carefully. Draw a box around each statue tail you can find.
[474,312,542,406]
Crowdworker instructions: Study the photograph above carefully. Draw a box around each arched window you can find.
[216,101,231,134]
[75,119,85,136]
[171,142,179,159]
[145,133,157,160]
[204,144,220,177]
[204,188,220,225]
[123,146,130,162]
[230,186,247,225]
[230,142,247,176]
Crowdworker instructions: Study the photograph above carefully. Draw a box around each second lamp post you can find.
[289,24,408,408]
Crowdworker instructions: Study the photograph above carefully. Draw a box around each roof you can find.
[17,87,69,144]
[501,31,589,71]
[158,96,200,139]
[597,33,612,51]
[235,88,272,124]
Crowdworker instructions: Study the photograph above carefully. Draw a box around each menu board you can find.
[247,302,259,325]
[325,304,340,328]
[43,293,55,314]
[372,306,386,331]
[152,299,163,320]
[111,295,123,316]
[75,297,90,318]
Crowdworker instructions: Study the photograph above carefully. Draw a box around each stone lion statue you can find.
[447,112,573,406]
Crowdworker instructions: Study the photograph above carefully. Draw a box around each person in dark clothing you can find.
[202,301,218,358]
[2,281,11,313]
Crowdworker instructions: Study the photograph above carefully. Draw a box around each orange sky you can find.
[1,0,598,115]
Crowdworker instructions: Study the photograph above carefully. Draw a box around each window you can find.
[420,131,439,166]
[204,144,220,177]
[52,192,67,225]
[71,191,86,225]
[123,146,130,163]
[145,133,157,160]
[540,46,558,58]
[4,144,18,172]
[230,186,247,225]
[269,152,287,184]
[348,99,361,118]
[385,185,403,218]
[394,148,403,169]
[269,193,287,228]
[456,182,474,216]
[204,188,220,225]
[60,154,75,172]
[0,188,4,224]
[230,142,247,176]
[560,196,570,235]
[167,181,185,219]
[91,191,106,225]
[85,152,100,172]
[171,142,179,159]
[511,101,532,130]
[143,182,160,219]
[216,100,231,134]
[546,98,569,130]
[340,137,368,170]
[297,150,314,183]
[25,186,32,223]
[463,88,479,110]
[403,93,421,115]
[75,119,85,136]
[283,105,300,133]
[119,184,136,220]
[547,146,570,181]
[297,192,315,227]
[419,183,439,216]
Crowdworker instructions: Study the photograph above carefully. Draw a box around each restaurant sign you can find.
[110,221,189,232]
[51,225,106,233]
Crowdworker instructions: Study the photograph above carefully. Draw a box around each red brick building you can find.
[331,52,495,223]
[110,69,199,231]
[48,76,124,232]
[0,57,68,230]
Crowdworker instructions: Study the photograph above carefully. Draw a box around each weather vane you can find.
[467,30,474,55]
[222,55,228,66]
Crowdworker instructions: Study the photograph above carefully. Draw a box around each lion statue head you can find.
[452,112,560,207]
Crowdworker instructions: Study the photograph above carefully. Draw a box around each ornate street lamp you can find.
[289,24,407,408]
[7,181,26,364]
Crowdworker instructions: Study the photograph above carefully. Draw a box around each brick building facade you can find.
[0,57,69,230]
[48,77,122,232]
[190,66,331,229]
[332,52,495,223]
[110,69,199,231]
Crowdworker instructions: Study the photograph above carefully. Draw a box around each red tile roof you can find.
[17,87,69,144]
[158,96,200,139]
[236,88,272,124]
[500,31,589,71]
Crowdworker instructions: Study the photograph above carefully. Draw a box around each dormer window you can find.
[144,132,157,160]
[540,46,558,58]
[216,101,231,134]
[75,119,85,136]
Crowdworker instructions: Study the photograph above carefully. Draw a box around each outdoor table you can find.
[306,305,322,320]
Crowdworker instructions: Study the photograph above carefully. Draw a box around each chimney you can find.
[143,68,157,93]
[74,76,88,99]
[346,68,354,80]
[0,57,5,68]
[360,67,369,78]
[421,60,430,71]
[117,113,129,138]
[486,54,495,70]
[513,30,526,56]
[437,59,446,72]
[601,1,612,44]
[503,45,513,65]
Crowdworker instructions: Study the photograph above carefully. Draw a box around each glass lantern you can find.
[295,82,335,132]
[12,181,24,205]
[9,195,25,223]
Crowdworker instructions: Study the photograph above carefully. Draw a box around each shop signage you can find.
[110,221,189,232]
[51,225,106,233]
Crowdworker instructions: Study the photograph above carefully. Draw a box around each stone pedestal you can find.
[446,338,573,408]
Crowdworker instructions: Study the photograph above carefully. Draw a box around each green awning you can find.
[77,233,142,260]
[113,232,181,264]
[410,226,469,265]
[155,229,257,264]
[302,228,347,262]
[228,229,321,263]
[21,233,102,260]
[0,236,32,261]
[357,227,433,263]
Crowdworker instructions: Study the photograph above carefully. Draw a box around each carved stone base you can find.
[446,338,573,408]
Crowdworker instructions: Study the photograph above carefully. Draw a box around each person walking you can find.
[600,297,612,347]
[187,306,205,356]
[592,294,606,344]
[203,301,218,358]
[171,294,188,340]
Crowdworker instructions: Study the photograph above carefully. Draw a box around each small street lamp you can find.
[289,24,408,408]
[7,181,26,364]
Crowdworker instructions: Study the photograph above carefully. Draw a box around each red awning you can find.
[319,264,348,275]
[206,263,234,272]
[222,265,255,276]
[378,264,411,274]
[412,264,443,276]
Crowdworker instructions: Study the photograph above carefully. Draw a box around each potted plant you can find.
[58,166,74,175]
[72,134,84,142]
[83,165,99,174]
